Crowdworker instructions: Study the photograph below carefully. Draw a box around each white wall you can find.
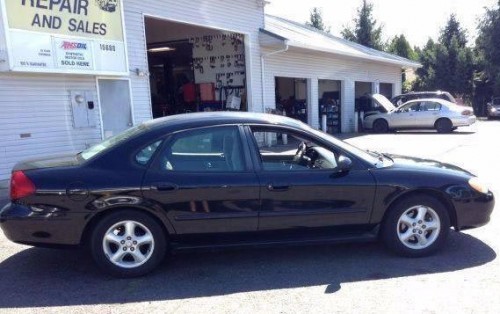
[0,8,7,72]
[124,0,265,123]
[262,48,402,132]
[0,73,101,178]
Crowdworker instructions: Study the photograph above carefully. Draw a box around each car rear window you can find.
[79,124,150,161]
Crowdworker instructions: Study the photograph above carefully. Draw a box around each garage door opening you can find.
[319,80,341,134]
[275,77,308,123]
[145,17,248,118]
[380,83,393,99]
[355,81,373,112]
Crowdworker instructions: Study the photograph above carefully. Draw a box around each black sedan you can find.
[0,112,494,277]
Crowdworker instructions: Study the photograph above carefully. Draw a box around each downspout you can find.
[261,41,289,113]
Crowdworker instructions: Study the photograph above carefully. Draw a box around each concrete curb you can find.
[0,180,8,189]
[0,180,9,201]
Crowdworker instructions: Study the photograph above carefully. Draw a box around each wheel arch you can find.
[380,189,458,231]
[434,117,452,128]
[80,206,175,246]
[373,118,390,132]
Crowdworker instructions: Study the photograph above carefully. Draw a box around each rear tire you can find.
[381,195,450,257]
[90,210,167,277]
[435,118,453,133]
[373,119,389,133]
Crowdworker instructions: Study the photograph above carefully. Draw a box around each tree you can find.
[306,7,330,33]
[413,15,475,102]
[440,14,468,48]
[341,0,383,50]
[386,34,418,60]
[414,39,437,90]
[476,1,500,97]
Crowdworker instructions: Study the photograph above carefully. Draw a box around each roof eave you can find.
[285,41,422,68]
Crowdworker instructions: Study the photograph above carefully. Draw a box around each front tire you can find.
[381,195,450,257]
[373,119,389,133]
[90,210,167,277]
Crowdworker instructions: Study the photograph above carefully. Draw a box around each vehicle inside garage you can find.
[275,77,308,123]
[145,17,248,118]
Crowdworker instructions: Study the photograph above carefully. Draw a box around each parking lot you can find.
[0,120,498,314]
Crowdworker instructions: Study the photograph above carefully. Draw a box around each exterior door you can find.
[142,125,260,234]
[98,79,133,138]
[416,101,442,127]
[390,101,420,128]
[247,126,376,231]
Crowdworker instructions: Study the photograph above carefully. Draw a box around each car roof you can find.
[143,111,308,131]
[395,91,447,96]
[403,98,455,106]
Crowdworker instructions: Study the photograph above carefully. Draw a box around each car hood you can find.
[13,154,81,171]
[372,94,396,113]
[387,154,474,177]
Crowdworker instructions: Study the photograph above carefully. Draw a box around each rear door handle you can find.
[267,184,290,192]
[153,183,178,192]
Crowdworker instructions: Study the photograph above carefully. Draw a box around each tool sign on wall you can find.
[0,0,128,75]
[190,34,246,88]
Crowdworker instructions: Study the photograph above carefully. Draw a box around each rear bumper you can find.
[451,115,476,127]
[0,203,86,246]
[454,191,495,231]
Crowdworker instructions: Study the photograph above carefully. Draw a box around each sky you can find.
[265,0,499,48]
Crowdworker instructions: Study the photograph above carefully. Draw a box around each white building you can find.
[0,0,419,179]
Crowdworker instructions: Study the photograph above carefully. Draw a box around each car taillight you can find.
[10,171,36,200]
[461,109,472,116]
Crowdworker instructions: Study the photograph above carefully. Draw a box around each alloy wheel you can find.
[396,205,441,250]
[102,220,155,269]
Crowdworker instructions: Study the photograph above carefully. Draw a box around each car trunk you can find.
[13,154,82,172]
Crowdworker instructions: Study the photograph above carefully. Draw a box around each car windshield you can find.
[79,124,150,161]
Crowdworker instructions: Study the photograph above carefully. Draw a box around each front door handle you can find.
[153,183,178,192]
[267,184,290,192]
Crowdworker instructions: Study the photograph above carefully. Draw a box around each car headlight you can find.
[469,177,489,194]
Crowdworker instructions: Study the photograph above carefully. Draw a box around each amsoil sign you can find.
[0,0,128,75]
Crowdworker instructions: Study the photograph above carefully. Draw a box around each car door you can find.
[141,125,260,234]
[246,125,377,232]
[416,101,442,127]
[390,102,421,128]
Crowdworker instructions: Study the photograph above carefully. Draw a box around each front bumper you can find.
[454,191,495,231]
[0,202,87,246]
[488,110,500,117]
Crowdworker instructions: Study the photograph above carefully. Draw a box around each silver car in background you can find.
[487,97,500,119]
[364,94,476,133]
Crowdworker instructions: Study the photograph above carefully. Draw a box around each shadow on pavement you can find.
[0,232,495,308]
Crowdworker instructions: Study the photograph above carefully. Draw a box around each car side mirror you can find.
[337,155,353,173]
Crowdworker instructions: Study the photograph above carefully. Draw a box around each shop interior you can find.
[145,17,248,118]
[379,83,394,99]
[275,77,308,123]
[318,80,342,134]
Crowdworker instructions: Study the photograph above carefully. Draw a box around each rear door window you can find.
[420,102,442,111]
[158,126,245,172]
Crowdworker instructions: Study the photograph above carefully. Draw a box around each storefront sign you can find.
[0,0,128,75]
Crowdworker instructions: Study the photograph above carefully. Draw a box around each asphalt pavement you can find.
[0,120,498,314]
